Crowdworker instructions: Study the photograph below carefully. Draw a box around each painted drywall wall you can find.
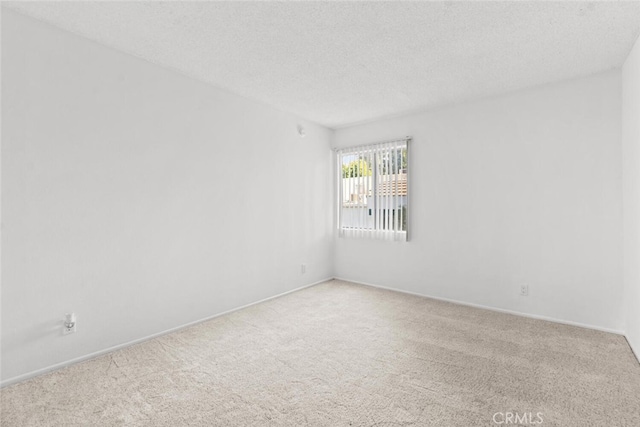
[334,71,623,332]
[1,10,333,384]
[623,35,640,360]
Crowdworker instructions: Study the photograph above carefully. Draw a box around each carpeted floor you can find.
[1,279,639,426]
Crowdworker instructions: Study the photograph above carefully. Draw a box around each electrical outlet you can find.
[301,264,306,274]
[520,285,529,296]
[63,313,76,335]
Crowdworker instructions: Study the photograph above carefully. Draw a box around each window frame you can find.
[335,137,411,242]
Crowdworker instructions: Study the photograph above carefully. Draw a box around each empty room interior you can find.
[3,1,640,426]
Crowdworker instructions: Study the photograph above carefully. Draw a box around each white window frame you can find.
[336,137,410,242]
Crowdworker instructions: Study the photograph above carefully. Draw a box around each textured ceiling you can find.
[5,1,640,129]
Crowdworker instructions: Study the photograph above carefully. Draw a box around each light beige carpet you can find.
[1,280,639,426]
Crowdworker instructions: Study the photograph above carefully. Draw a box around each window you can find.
[336,138,409,241]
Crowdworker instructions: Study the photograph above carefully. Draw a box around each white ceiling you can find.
[5,1,640,129]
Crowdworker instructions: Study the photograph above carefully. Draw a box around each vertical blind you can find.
[337,138,409,241]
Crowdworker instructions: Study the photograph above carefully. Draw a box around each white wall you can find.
[334,71,624,333]
[1,10,333,384]
[623,35,640,360]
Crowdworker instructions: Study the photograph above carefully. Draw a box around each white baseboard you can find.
[1,277,333,388]
[333,276,625,336]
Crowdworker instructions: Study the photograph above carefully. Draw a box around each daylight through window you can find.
[337,138,409,241]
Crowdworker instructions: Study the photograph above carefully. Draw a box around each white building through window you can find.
[336,138,409,241]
